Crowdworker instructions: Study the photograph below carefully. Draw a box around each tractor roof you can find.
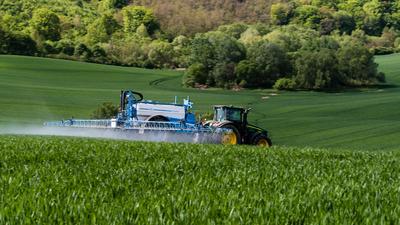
[213,105,245,110]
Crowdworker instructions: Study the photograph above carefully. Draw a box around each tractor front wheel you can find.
[220,124,241,145]
[253,134,272,147]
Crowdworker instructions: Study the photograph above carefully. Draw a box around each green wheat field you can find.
[0,54,400,223]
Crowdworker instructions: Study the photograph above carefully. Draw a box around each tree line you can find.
[184,25,385,90]
[0,0,393,90]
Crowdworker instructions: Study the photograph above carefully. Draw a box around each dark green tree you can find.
[244,41,290,87]
[235,60,258,87]
[334,11,356,34]
[183,63,208,87]
[187,31,245,87]
[212,62,236,88]
[337,44,384,85]
[0,30,37,55]
[294,49,339,89]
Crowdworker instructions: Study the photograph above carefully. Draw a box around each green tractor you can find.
[206,105,272,147]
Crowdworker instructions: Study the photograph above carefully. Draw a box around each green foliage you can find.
[85,14,119,45]
[300,35,340,51]
[187,31,245,87]
[75,43,91,57]
[30,8,61,41]
[239,27,262,46]
[337,44,383,85]
[294,48,339,89]
[273,78,296,90]
[244,41,290,87]
[3,136,400,223]
[100,0,129,10]
[0,0,394,90]
[105,35,152,67]
[264,26,319,52]
[270,3,293,25]
[148,40,175,68]
[362,16,384,36]
[183,63,208,87]
[207,32,245,65]
[217,23,248,39]
[212,62,237,88]
[91,102,119,119]
[172,35,191,68]
[0,28,37,55]
[56,39,75,56]
[136,24,149,37]
[334,10,356,34]
[235,60,258,87]
[294,5,321,29]
[41,41,59,55]
[122,6,158,35]
[91,45,108,63]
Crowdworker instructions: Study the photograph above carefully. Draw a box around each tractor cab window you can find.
[226,109,242,122]
[214,107,243,122]
[215,108,225,122]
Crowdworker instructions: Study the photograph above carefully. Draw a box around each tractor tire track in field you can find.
[149,76,181,86]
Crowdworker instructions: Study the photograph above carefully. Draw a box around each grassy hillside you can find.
[1,136,400,224]
[0,54,399,150]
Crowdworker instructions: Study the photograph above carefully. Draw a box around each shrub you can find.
[41,41,59,55]
[56,40,75,56]
[6,32,37,55]
[183,63,208,87]
[372,47,394,55]
[91,102,119,119]
[273,78,296,90]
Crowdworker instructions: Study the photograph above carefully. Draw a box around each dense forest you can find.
[0,0,397,90]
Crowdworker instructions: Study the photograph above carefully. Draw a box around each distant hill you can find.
[129,0,279,36]
[0,0,279,37]
[0,0,397,90]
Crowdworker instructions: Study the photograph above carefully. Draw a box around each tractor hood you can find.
[247,124,269,135]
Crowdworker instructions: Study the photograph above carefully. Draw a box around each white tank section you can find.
[136,102,186,121]
[111,119,117,128]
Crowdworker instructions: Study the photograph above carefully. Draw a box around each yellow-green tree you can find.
[122,6,158,35]
[30,8,61,41]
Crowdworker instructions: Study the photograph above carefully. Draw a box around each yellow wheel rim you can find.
[222,132,237,145]
[257,139,270,147]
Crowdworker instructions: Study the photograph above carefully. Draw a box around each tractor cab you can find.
[211,105,271,147]
[213,106,247,126]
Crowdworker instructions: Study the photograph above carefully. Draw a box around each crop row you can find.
[1,135,400,224]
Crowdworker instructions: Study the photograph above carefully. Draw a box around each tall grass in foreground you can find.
[1,135,400,224]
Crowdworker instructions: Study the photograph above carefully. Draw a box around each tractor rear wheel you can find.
[253,134,271,147]
[220,124,241,145]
